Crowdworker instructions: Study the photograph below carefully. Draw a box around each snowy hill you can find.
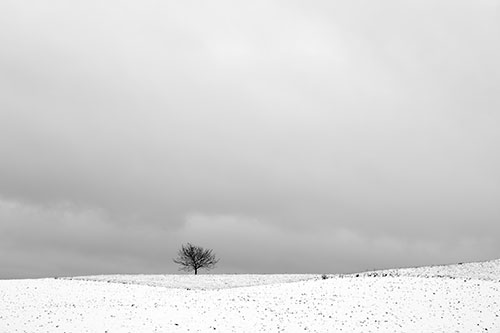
[353,258,500,281]
[0,259,499,332]
[66,273,318,290]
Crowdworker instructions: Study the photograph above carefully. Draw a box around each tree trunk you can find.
[194,267,198,275]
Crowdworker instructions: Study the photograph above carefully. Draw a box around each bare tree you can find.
[173,243,219,275]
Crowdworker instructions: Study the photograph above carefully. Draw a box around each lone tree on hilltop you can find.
[173,243,219,275]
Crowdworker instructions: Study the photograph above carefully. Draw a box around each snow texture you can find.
[0,259,499,332]
[66,274,317,290]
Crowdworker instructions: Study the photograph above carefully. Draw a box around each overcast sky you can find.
[1,0,499,278]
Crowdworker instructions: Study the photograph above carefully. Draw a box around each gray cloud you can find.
[1,0,499,277]
[1,198,496,278]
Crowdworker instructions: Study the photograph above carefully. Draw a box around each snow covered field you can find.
[0,260,499,332]
[67,274,317,290]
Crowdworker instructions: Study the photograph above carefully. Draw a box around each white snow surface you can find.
[1,260,499,332]
[354,258,500,281]
[66,274,317,290]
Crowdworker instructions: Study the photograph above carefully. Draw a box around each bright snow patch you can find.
[1,259,499,332]
[355,258,500,281]
[66,274,317,290]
